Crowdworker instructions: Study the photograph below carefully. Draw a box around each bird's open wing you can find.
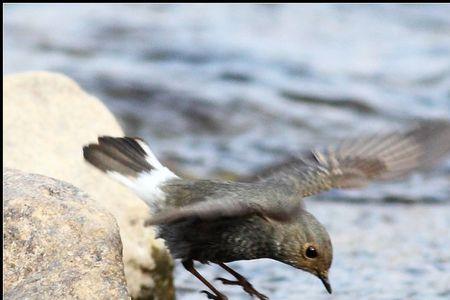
[253,120,450,197]
[145,121,449,226]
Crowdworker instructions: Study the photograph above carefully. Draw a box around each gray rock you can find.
[3,72,174,299]
[3,168,129,300]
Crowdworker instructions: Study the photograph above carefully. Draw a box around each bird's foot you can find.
[200,290,228,300]
[215,277,268,300]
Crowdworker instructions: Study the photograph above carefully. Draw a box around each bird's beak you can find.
[318,272,332,294]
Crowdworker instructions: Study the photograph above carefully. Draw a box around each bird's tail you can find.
[83,136,178,207]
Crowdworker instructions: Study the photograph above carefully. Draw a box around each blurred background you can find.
[4,4,450,300]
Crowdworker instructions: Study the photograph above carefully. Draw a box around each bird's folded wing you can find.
[146,182,303,225]
[256,120,450,197]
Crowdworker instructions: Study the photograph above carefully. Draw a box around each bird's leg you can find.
[182,260,228,300]
[216,262,268,300]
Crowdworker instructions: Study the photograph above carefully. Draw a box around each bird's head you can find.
[275,210,333,294]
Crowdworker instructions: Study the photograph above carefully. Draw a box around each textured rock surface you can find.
[3,168,129,299]
[3,72,174,299]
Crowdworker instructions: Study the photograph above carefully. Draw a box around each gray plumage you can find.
[83,120,450,300]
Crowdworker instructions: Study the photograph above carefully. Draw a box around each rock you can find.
[3,168,129,299]
[3,72,174,299]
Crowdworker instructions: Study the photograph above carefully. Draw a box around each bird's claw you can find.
[215,277,269,300]
[200,290,228,300]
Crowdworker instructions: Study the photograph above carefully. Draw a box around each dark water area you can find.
[4,4,450,299]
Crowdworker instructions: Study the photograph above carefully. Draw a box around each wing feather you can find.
[144,121,450,225]
[146,181,303,225]
[254,121,450,197]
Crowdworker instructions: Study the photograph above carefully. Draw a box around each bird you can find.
[83,120,450,300]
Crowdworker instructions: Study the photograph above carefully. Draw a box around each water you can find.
[4,4,450,299]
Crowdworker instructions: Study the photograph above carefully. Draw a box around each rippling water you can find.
[4,4,450,299]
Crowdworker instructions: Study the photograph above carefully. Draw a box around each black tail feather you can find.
[83,136,153,177]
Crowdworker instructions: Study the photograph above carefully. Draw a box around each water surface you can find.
[4,4,450,299]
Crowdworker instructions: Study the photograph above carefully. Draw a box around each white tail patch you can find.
[108,140,178,210]
[135,138,165,169]
[84,136,179,211]
[108,167,177,211]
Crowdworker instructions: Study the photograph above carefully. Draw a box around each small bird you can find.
[83,121,450,300]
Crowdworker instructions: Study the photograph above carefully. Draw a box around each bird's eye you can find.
[305,245,318,259]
